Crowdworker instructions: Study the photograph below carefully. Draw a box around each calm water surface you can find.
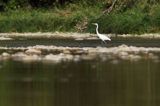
[0,37,160,47]
[0,59,160,106]
[0,38,160,106]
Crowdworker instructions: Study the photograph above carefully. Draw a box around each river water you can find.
[0,38,160,106]
[0,37,160,47]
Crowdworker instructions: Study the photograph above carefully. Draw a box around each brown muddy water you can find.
[0,37,160,106]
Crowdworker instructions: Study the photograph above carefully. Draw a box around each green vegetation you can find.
[0,5,101,32]
[0,0,160,34]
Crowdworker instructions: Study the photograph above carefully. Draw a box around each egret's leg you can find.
[101,41,103,45]
[103,40,106,44]
[101,40,106,45]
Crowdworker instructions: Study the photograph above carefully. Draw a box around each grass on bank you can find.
[0,4,101,32]
[0,3,160,34]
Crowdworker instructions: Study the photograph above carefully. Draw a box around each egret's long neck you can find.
[96,25,99,34]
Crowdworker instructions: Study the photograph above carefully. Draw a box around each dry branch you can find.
[103,0,117,14]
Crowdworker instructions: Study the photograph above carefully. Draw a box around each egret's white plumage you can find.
[92,23,111,43]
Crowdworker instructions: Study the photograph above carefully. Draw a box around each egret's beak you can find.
[92,23,96,25]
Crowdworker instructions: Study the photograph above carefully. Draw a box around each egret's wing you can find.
[99,34,111,41]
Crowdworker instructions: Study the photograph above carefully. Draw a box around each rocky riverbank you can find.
[0,45,159,63]
[0,33,160,63]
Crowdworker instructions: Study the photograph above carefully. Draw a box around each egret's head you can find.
[92,23,98,26]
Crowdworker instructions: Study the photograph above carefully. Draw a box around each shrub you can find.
[87,8,149,34]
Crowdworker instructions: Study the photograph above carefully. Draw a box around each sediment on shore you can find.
[0,33,160,40]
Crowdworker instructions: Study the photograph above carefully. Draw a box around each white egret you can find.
[92,23,111,43]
